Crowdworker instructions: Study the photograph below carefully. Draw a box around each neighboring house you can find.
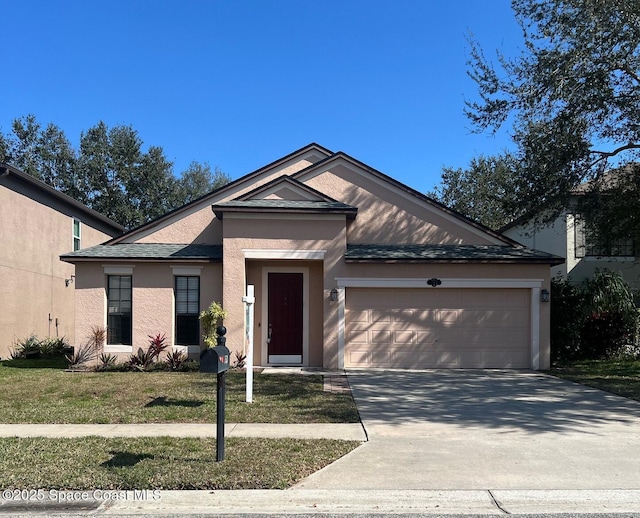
[61,144,562,370]
[0,163,124,359]
[502,184,639,290]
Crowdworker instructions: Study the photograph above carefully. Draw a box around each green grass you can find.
[550,358,640,401]
[0,436,359,490]
[0,361,359,424]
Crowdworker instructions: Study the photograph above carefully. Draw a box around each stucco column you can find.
[221,241,246,359]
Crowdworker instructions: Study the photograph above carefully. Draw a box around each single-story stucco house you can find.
[61,144,563,370]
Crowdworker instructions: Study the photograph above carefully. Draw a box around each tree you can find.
[77,122,179,228]
[466,0,640,240]
[7,115,42,179]
[132,145,178,224]
[176,161,231,206]
[0,131,9,163]
[2,115,78,195]
[1,115,229,228]
[37,123,77,193]
[429,152,526,229]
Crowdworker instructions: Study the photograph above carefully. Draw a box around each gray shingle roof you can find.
[345,244,565,265]
[61,243,222,261]
[212,200,358,219]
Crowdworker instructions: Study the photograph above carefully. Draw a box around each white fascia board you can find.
[244,249,326,260]
[335,278,544,289]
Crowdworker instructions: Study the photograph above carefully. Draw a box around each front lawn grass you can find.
[0,361,359,424]
[550,358,640,401]
[0,436,359,489]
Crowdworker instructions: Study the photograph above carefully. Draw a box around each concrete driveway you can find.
[296,370,640,490]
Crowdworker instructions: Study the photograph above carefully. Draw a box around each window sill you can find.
[578,256,636,262]
[104,345,133,353]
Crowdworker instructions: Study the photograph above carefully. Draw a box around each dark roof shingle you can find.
[61,243,222,262]
[345,244,564,265]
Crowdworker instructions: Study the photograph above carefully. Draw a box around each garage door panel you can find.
[345,288,531,369]
[371,330,391,344]
[347,324,369,344]
[370,310,391,323]
[348,350,370,365]
[349,309,369,323]
[393,330,416,344]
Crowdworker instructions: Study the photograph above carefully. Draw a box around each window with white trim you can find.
[73,218,81,251]
[175,276,200,345]
[107,275,132,345]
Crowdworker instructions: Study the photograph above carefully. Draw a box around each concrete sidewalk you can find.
[2,489,640,515]
[0,422,366,441]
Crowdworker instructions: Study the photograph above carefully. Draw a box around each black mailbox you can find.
[200,345,230,373]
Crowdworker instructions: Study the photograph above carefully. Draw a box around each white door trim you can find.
[261,266,309,366]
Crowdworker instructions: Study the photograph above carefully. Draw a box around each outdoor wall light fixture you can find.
[65,275,76,287]
[540,289,550,303]
[330,288,339,302]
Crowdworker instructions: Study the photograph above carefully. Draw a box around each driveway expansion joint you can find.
[488,489,510,514]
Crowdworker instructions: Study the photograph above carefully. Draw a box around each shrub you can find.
[550,277,586,364]
[127,347,155,371]
[581,270,637,359]
[148,333,169,361]
[165,350,188,371]
[232,351,247,369]
[12,335,41,358]
[66,341,99,370]
[87,326,106,349]
[39,337,69,356]
[580,311,634,359]
[199,301,227,348]
[552,270,638,363]
[95,352,118,371]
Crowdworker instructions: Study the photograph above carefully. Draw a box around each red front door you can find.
[268,273,303,363]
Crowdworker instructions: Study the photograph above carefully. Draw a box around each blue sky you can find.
[1,0,522,194]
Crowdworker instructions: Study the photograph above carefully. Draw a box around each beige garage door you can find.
[345,288,531,369]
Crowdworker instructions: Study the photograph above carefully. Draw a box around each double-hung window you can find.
[73,218,81,251]
[107,275,132,345]
[175,276,200,345]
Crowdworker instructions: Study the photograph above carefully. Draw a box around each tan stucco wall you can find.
[0,185,116,358]
[301,164,501,245]
[73,261,222,357]
[136,209,222,245]
[221,215,345,368]
[126,155,320,245]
